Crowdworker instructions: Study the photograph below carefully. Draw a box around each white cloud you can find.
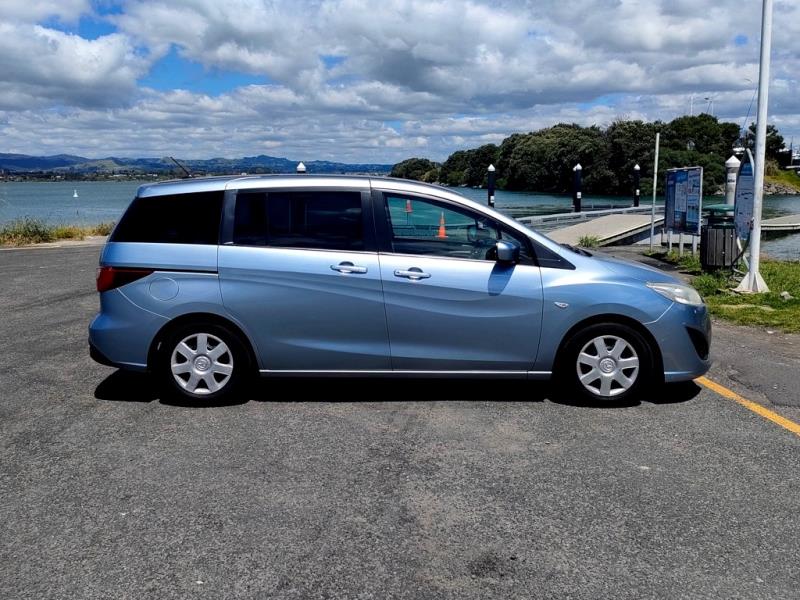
[0,0,798,160]
[0,0,90,23]
[0,24,149,109]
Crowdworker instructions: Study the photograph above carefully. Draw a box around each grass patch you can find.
[577,235,601,248]
[698,260,800,332]
[765,168,800,193]
[645,249,799,331]
[645,249,702,274]
[0,218,115,246]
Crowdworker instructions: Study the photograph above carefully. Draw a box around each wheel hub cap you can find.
[170,332,234,396]
[576,334,640,398]
[599,357,616,373]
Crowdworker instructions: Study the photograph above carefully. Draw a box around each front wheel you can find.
[559,323,654,403]
[158,322,249,404]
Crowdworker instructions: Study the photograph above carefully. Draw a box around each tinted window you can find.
[383,195,532,262]
[112,192,223,244]
[233,191,364,251]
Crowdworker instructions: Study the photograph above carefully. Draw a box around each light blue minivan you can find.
[89,175,710,403]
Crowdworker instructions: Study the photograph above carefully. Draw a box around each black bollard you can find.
[487,164,496,208]
[572,163,582,212]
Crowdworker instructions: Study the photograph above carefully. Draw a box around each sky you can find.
[0,0,798,163]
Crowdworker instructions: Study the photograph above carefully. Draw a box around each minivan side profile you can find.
[89,175,711,403]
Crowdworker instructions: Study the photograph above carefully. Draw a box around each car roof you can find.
[135,174,460,199]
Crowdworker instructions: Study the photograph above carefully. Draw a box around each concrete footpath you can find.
[1,244,798,600]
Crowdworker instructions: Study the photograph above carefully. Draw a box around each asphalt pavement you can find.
[1,244,798,599]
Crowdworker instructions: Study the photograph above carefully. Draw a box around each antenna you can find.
[168,156,192,178]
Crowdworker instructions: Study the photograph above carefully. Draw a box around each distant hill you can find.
[0,153,392,175]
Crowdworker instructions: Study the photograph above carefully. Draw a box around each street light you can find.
[704,95,717,116]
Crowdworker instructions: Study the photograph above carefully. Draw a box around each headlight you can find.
[646,282,704,306]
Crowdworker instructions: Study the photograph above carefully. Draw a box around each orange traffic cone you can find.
[404,199,413,213]
[437,211,447,238]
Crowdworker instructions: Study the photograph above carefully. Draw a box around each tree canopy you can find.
[392,114,788,195]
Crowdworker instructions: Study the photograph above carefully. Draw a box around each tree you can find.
[390,158,440,181]
[746,123,785,160]
[439,144,499,187]
[605,119,658,195]
[497,124,613,193]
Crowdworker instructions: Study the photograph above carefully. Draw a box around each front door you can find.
[219,188,390,371]
[375,192,544,371]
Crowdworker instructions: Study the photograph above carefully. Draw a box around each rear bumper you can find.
[646,302,712,382]
[89,339,120,368]
[88,289,168,371]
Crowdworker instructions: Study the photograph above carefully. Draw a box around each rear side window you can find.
[232,191,364,251]
[112,192,223,244]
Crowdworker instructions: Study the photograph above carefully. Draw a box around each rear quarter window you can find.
[111,191,223,244]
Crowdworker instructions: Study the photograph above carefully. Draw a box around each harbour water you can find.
[0,180,797,259]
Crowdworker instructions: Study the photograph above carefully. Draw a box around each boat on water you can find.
[73,189,78,198]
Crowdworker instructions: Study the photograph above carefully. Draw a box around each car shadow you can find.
[548,380,702,409]
[94,370,701,408]
[94,370,159,403]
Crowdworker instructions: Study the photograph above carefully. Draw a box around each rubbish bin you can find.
[700,204,737,270]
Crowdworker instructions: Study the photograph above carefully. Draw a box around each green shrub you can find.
[0,218,54,245]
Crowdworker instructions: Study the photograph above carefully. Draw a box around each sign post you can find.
[648,133,660,251]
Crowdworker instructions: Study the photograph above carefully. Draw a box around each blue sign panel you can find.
[734,150,755,242]
[664,166,703,235]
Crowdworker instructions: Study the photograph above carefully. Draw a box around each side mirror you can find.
[495,240,519,264]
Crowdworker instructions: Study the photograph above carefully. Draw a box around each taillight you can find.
[96,266,153,292]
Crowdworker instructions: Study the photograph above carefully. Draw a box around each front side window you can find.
[383,194,531,262]
[111,192,223,244]
[232,191,364,251]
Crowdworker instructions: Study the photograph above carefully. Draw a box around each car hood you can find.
[588,251,681,284]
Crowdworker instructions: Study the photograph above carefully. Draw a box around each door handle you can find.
[331,261,368,274]
[394,268,431,280]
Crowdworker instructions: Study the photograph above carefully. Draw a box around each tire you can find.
[157,321,250,405]
[559,322,654,403]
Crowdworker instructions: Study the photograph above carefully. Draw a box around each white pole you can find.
[649,132,660,251]
[739,0,772,293]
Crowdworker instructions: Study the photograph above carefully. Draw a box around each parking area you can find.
[1,244,799,599]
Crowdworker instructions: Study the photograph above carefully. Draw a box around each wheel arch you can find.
[554,313,664,380]
[147,312,259,373]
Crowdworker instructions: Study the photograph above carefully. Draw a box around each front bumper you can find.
[646,301,712,382]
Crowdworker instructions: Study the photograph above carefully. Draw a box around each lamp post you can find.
[487,164,496,208]
[704,95,716,116]
[633,164,641,207]
[736,0,772,293]
[572,163,582,212]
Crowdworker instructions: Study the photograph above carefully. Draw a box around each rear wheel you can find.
[560,323,653,403]
[158,322,249,404]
